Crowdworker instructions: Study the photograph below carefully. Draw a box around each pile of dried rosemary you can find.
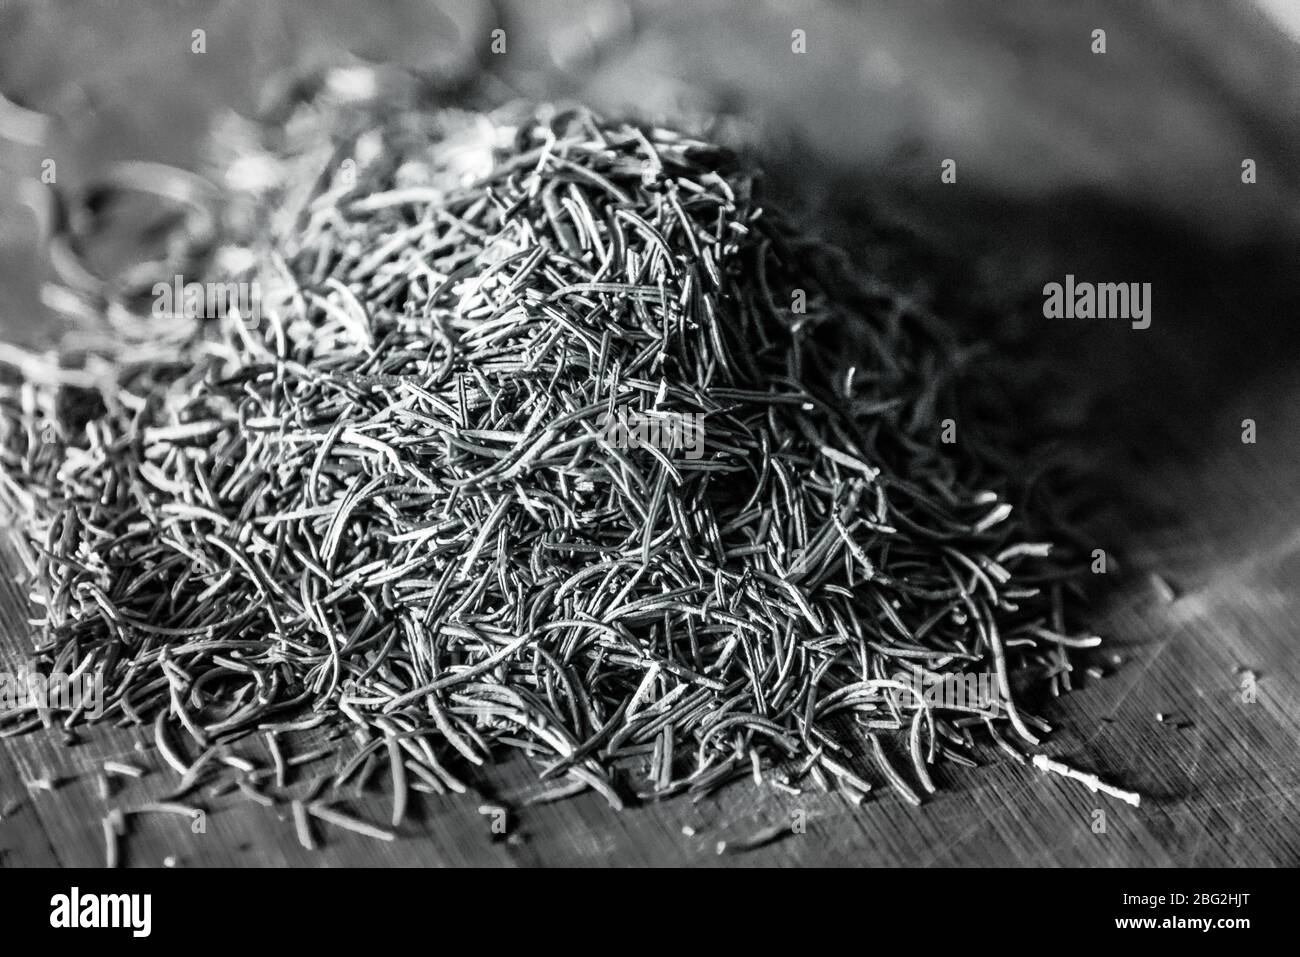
[0,104,1101,833]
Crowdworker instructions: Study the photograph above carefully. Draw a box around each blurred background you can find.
[2,0,1299,456]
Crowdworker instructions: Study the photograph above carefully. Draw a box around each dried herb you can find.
[0,103,1105,833]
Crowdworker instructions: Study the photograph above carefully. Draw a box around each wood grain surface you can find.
[2,0,1299,868]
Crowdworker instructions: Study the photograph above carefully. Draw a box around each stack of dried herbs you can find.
[0,104,1100,826]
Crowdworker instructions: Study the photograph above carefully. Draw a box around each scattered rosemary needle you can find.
[1031,754,1141,807]
[102,808,126,868]
[291,800,315,851]
[131,801,202,818]
[103,760,147,779]
[102,816,120,869]
[716,819,794,855]
[308,802,396,843]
